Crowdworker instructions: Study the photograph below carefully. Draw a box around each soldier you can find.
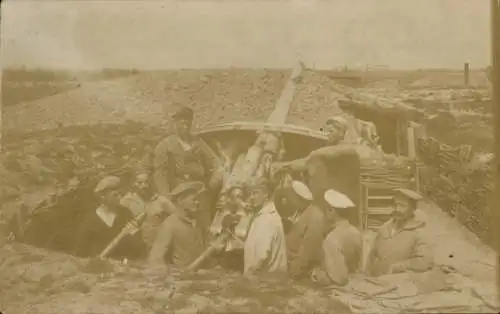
[153,106,221,238]
[365,188,434,277]
[73,176,146,260]
[311,189,362,286]
[272,116,361,225]
[243,177,288,278]
[285,180,327,281]
[147,181,208,270]
[120,171,178,250]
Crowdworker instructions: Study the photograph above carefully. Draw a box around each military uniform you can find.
[311,189,362,286]
[285,181,326,280]
[153,108,219,238]
[366,189,434,276]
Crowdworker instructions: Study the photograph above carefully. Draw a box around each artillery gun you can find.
[197,62,417,236]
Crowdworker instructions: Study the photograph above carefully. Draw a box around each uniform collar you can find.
[256,201,277,217]
[177,211,197,227]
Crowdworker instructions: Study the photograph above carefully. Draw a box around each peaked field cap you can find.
[170,181,205,198]
[324,189,355,209]
[326,116,347,126]
[394,188,423,201]
[173,106,194,120]
[94,176,121,194]
[291,180,313,201]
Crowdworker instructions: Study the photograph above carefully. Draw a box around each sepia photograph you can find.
[0,0,499,313]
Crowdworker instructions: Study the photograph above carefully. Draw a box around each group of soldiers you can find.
[73,105,434,287]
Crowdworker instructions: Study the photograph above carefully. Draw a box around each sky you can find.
[0,0,492,70]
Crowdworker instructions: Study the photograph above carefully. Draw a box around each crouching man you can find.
[311,189,362,287]
[365,188,434,277]
[244,178,288,278]
[147,181,208,270]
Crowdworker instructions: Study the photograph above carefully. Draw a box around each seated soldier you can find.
[365,188,434,277]
[147,181,208,270]
[244,177,288,278]
[73,176,146,260]
[285,180,327,281]
[120,171,178,250]
[311,189,362,287]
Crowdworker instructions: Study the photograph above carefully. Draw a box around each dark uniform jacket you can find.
[74,205,146,260]
[153,134,217,196]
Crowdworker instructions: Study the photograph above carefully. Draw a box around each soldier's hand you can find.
[124,221,139,235]
[210,235,226,251]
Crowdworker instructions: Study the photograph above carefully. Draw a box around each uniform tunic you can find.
[153,134,218,237]
[313,220,362,286]
[74,205,146,260]
[286,204,326,279]
[148,213,207,268]
[244,202,287,275]
[366,215,433,277]
[153,134,217,196]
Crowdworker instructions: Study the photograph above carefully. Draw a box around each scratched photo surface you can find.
[0,1,498,313]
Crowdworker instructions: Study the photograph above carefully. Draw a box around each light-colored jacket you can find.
[244,202,288,275]
[312,220,362,286]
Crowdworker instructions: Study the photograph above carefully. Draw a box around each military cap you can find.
[170,181,205,199]
[291,180,313,201]
[94,176,122,194]
[393,188,423,202]
[326,116,347,127]
[324,189,355,209]
[173,106,194,121]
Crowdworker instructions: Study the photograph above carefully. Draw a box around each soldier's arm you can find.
[288,214,325,278]
[148,217,175,267]
[153,140,171,198]
[390,232,434,273]
[363,232,380,276]
[197,138,220,174]
[322,237,349,286]
[308,144,358,160]
[197,138,224,189]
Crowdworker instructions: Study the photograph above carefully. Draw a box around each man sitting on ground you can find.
[285,180,327,281]
[365,188,434,277]
[311,189,362,287]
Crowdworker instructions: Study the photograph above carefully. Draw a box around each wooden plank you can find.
[367,196,393,201]
[407,124,416,159]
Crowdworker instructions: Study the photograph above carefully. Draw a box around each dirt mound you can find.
[4,69,289,132]
[0,243,353,314]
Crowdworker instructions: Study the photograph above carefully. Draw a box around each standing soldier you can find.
[273,116,361,225]
[153,106,220,238]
